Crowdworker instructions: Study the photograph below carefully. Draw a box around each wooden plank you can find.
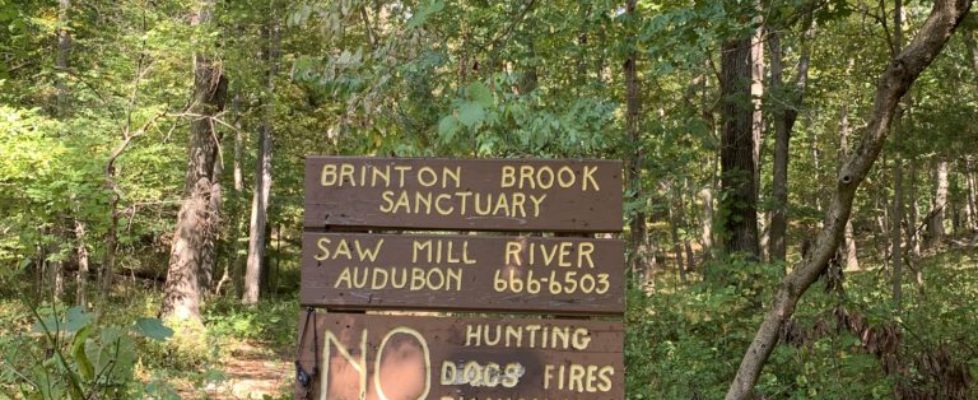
[295,312,625,400]
[304,157,623,232]
[300,232,625,315]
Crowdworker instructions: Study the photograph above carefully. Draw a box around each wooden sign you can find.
[304,157,623,232]
[300,232,625,315]
[295,312,625,400]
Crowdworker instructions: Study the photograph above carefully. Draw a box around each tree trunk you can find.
[751,16,766,258]
[908,157,922,258]
[700,186,715,252]
[838,97,860,270]
[232,93,244,192]
[891,0,906,311]
[964,32,978,231]
[75,220,89,308]
[242,7,280,305]
[967,157,978,230]
[724,1,971,398]
[160,0,228,322]
[719,35,760,258]
[55,0,71,117]
[768,21,812,263]
[54,0,71,302]
[670,182,686,282]
[624,0,647,285]
[926,160,949,247]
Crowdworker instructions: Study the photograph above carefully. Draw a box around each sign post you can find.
[297,156,625,399]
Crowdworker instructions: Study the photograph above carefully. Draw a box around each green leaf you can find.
[437,115,459,141]
[132,317,173,341]
[467,81,493,107]
[72,325,94,381]
[63,306,92,333]
[406,0,445,29]
[457,102,485,129]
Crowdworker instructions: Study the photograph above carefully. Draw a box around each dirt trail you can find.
[205,341,292,399]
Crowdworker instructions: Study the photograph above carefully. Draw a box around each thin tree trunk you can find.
[768,21,812,263]
[720,34,760,258]
[53,0,71,302]
[891,0,906,311]
[52,251,64,301]
[724,2,971,397]
[700,186,714,252]
[877,182,891,269]
[751,16,766,258]
[243,19,278,305]
[55,0,70,117]
[909,157,923,258]
[670,182,686,282]
[624,0,647,286]
[967,157,978,230]
[34,240,45,302]
[950,174,961,235]
[964,32,978,231]
[232,93,244,192]
[75,220,89,307]
[699,72,716,257]
[811,128,823,221]
[838,96,860,270]
[927,160,949,247]
[243,5,280,305]
[160,0,228,322]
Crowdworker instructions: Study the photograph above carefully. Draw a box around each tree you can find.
[891,0,907,310]
[243,4,280,305]
[926,160,950,247]
[719,18,760,258]
[725,1,972,398]
[768,15,813,263]
[624,0,651,287]
[160,0,228,322]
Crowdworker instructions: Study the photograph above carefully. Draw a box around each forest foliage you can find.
[2,0,978,399]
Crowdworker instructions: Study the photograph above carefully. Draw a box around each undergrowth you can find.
[625,247,978,399]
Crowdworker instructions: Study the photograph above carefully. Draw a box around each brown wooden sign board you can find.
[295,312,625,400]
[300,232,626,315]
[304,157,623,232]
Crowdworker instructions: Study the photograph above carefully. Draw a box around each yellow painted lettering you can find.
[557,166,575,188]
[356,239,383,262]
[597,366,614,392]
[339,164,355,187]
[434,194,454,215]
[321,164,338,186]
[536,166,554,189]
[558,242,573,267]
[500,166,516,188]
[443,166,461,188]
[394,165,412,188]
[505,241,523,266]
[582,165,599,191]
[578,242,595,268]
[371,165,390,187]
[315,237,331,261]
[529,194,547,217]
[379,190,395,213]
[333,267,352,288]
[519,165,535,189]
[334,239,352,260]
[412,240,432,264]
[417,166,438,187]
